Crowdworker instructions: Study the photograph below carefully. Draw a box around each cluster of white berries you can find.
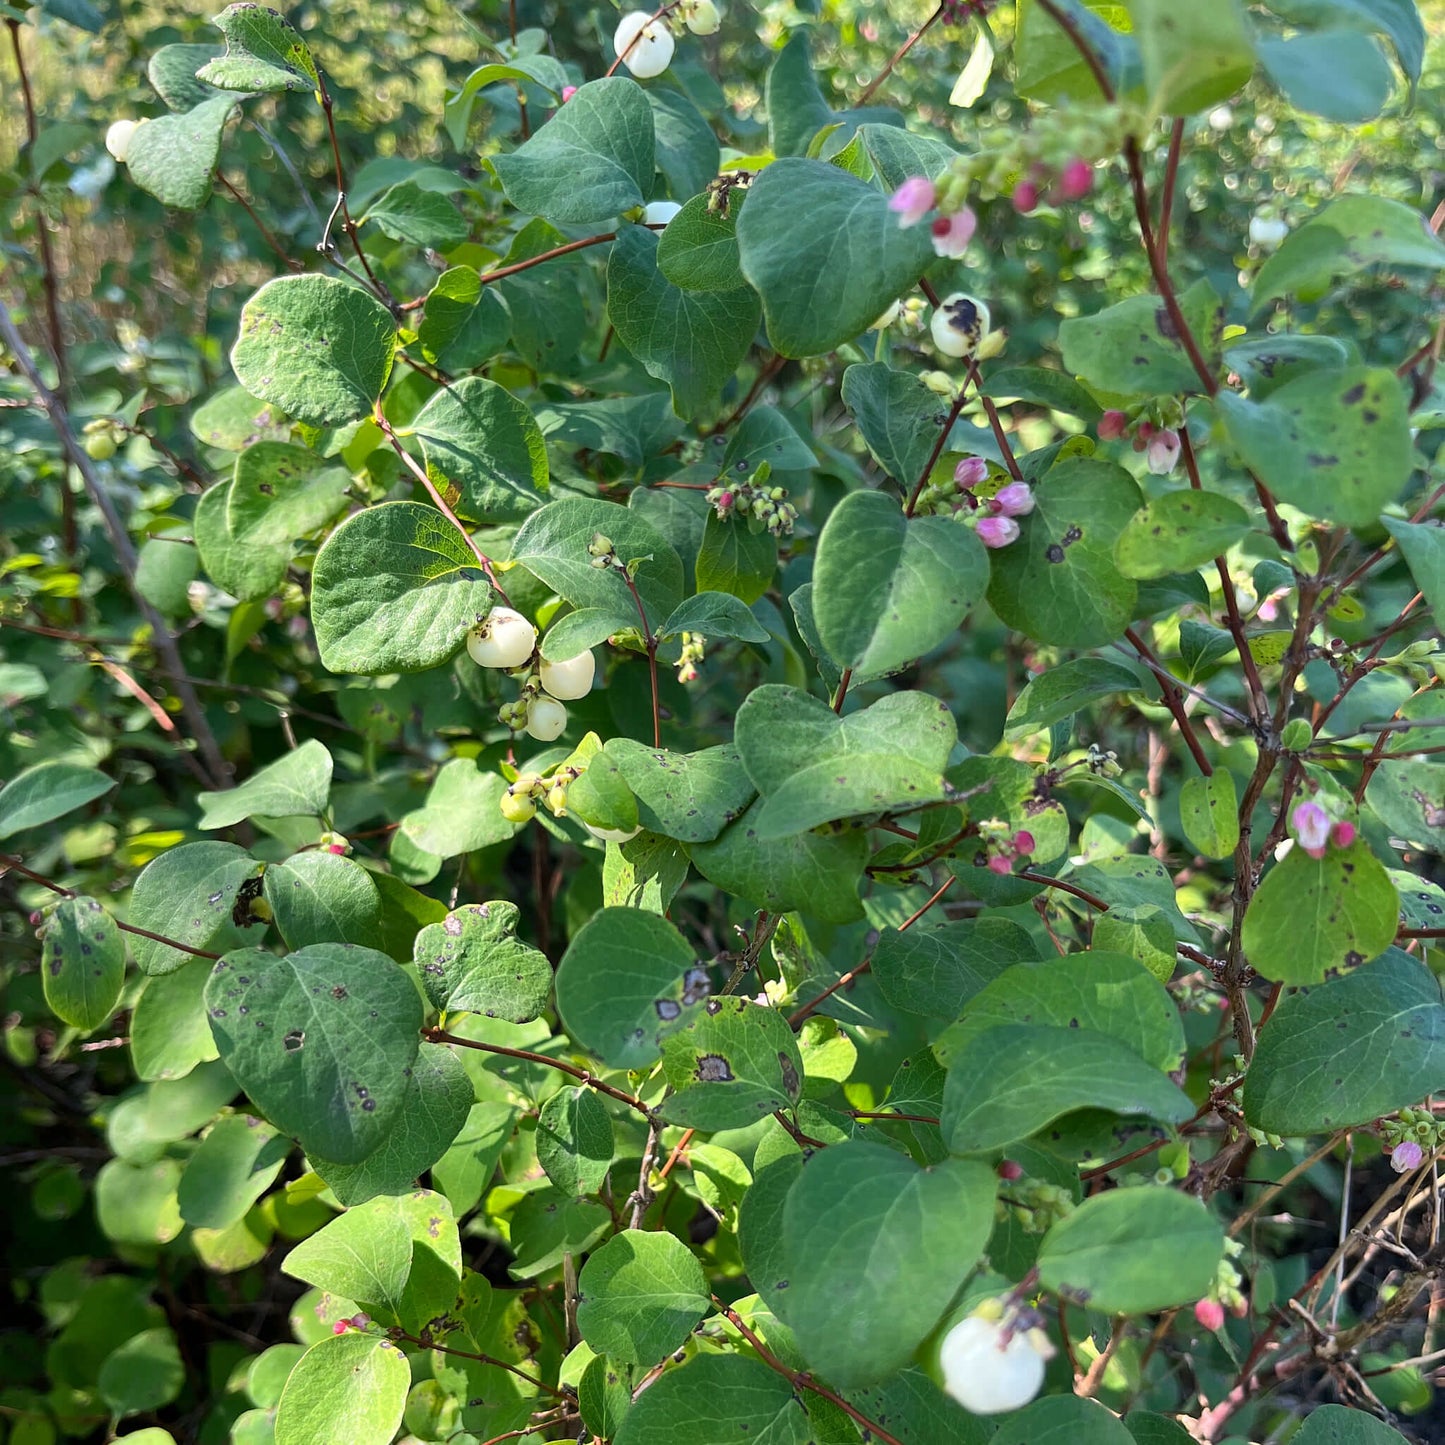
[613,2,719,80]
[938,1296,1056,1415]
[467,606,595,742]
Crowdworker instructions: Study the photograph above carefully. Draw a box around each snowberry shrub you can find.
[2,1,1445,1442]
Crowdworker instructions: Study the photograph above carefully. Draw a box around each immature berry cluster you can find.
[705,470,798,537]
[676,631,706,684]
[1382,1108,1441,1172]
[467,604,595,743]
[1192,1237,1248,1329]
[994,1169,1074,1235]
[501,756,641,842]
[1097,403,1186,476]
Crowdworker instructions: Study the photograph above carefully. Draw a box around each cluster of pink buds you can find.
[1098,409,1182,476]
[985,829,1035,876]
[332,1313,371,1335]
[1012,157,1094,214]
[560,85,577,102]
[888,177,978,260]
[1290,801,1356,860]
[975,480,1034,549]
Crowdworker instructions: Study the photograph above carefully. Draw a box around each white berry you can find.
[686,0,721,35]
[467,607,537,670]
[930,293,991,361]
[539,650,596,701]
[938,1315,1048,1415]
[585,821,643,844]
[1249,213,1289,251]
[105,119,140,164]
[614,11,675,78]
[525,696,568,741]
[643,200,683,228]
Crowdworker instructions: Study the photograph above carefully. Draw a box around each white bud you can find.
[539,650,596,701]
[686,0,721,35]
[938,1314,1049,1415]
[614,11,675,79]
[643,200,683,228]
[105,119,140,164]
[930,293,991,361]
[585,821,643,844]
[466,607,537,669]
[525,695,568,741]
[1208,105,1234,131]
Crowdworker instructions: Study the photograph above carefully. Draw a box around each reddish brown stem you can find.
[1125,625,1213,775]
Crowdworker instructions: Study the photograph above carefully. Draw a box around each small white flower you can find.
[939,1310,1053,1415]
[105,119,141,164]
[467,607,537,670]
[614,11,675,79]
[642,200,683,228]
[1208,105,1234,131]
[539,650,596,701]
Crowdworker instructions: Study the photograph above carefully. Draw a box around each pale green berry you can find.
[539,650,596,701]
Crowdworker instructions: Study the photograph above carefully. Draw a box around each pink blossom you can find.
[1058,158,1094,201]
[993,482,1035,517]
[1098,409,1129,440]
[1011,830,1035,857]
[1257,586,1288,623]
[327,842,347,855]
[1291,801,1331,859]
[1012,180,1039,214]
[976,515,1020,549]
[1146,427,1181,476]
[930,207,977,259]
[986,853,1014,876]
[561,85,577,102]
[996,1159,1023,1180]
[1391,1140,1424,1173]
[332,1320,350,1335]
[1194,1299,1225,1332]
[1331,820,1357,849]
[954,456,988,488]
[888,176,936,228]
[1133,420,1155,452]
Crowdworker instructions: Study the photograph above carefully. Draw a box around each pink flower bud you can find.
[1059,158,1093,201]
[717,490,734,511]
[996,1159,1023,1180]
[1012,180,1039,214]
[993,482,1035,518]
[1291,801,1331,859]
[351,1314,371,1329]
[1194,1299,1225,1332]
[1133,420,1156,453]
[332,1320,350,1335]
[327,843,347,855]
[930,206,978,259]
[1146,427,1181,476]
[976,515,1020,549]
[889,176,937,228]
[1391,1140,1424,1173]
[987,853,1014,876]
[1330,820,1356,849]
[1011,830,1035,857]
[561,85,577,102]
[1098,409,1129,440]
[1230,1296,1249,1319]
[954,456,988,489]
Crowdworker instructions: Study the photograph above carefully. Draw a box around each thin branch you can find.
[389,1329,566,1399]
[620,569,661,748]
[216,172,303,272]
[1125,626,1213,775]
[905,381,973,516]
[856,4,946,106]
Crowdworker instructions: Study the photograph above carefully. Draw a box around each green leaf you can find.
[95,1157,184,1244]
[413,900,551,1021]
[512,497,684,625]
[1224,333,1353,399]
[1180,771,1240,859]
[659,998,804,1128]
[813,491,988,678]
[433,1099,516,1215]
[131,958,222,1081]
[659,591,770,644]
[204,943,422,1163]
[986,457,1142,648]
[191,383,291,450]
[313,1044,474,1206]
[1291,1405,1413,1445]
[1131,0,1256,115]
[993,1395,1136,1445]
[492,77,654,224]
[872,917,1037,1021]
[986,365,1104,420]
[199,3,319,93]
[780,1141,997,1386]
[846,1369,994,1445]
[735,685,956,839]
[1382,517,1445,618]
[766,29,834,157]
[128,842,260,976]
[1004,657,1144,738]
[724,405,817,473]
[1015,0,1138,103]
[568,751,640,835]
[1217,367,1412,529]
[1114,490,1252,581]
[1257,30,1393,122]
[310,502,493,674]
[576,1230,709,1365]
[1240,840,1400,986]
[607,226,761,421]
[656,193,745,292]
[274,1334,409,1445]
[397,760,514,858]
[98,1327,184,1417]
[416,265,481,364]
[1038,1186,1224,1312]
[1367,759,1445,851]
[940,1023,1194,1153]
[1059,281,1222,398]
[148,42,223,110]
[126,95,237,211]
[1254,195,1445,311]
[536,1086,614,1197]
[538,391,684,467]
[1244,948,1445,1134]
[648,86,721,201]
[0,760,113,839]
[42,896,125,1031]
[554,907,706,1070]
[232,275,397,430]
[694,510,777,604]
[408,376,548,523]
[736,157,936,358]
[263,852,383,950]
[604,739,756,843]
[178,1113,288,1228]
[194,442,350,601]
[688,799,869,924]
[198,739,332,829]
[613,1354,815,1445]
[363,180,467,250]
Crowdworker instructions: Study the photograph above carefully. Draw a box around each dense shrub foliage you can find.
[3,1,1445,1441]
